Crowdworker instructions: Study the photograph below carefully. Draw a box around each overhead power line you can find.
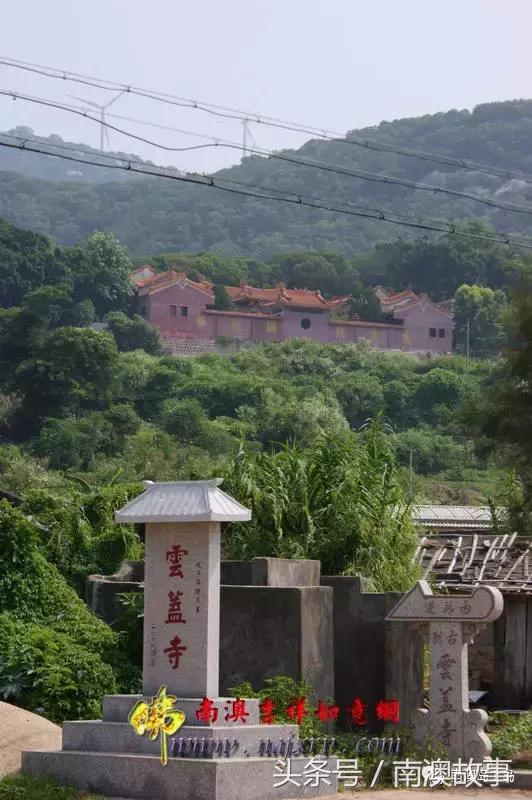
[1,132,532,251]
[2,55,532,184]
[4,88,532,220]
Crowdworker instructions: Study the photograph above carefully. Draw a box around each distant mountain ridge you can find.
[0,127,153,183]
[1,99,532,257]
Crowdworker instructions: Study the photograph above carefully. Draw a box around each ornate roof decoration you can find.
[226,281,350,310]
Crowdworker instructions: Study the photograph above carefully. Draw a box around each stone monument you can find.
[22,480,337,799]
[386,579,503,760]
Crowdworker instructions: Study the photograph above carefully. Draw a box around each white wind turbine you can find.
[69,90,125,151]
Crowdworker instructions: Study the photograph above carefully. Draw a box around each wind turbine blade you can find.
[104,90,126,110]
[68,94,101,110]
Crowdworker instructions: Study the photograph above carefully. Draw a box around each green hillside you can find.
[1,100,532,256]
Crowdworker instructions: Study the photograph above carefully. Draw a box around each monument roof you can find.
[115,480,251,523]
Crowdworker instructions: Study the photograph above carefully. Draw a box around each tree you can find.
[22,284,95,328]
[70,232,133,317]
[473,288,532,514]
[105,311,162,355]
[159,398,207,442]
[35,416,114,470]
[268,252,359,296]
[0,217,70,307]
[212,284,232,310]
[15,327,118,420]
[334,373,384,429]
[453,284,507,356]
[414,368,465,420]
[136,367,181,420]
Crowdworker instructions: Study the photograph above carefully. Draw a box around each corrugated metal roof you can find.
[115,480,251,523]
[412,505,495,530]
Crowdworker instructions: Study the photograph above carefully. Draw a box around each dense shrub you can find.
[0,613,116,722]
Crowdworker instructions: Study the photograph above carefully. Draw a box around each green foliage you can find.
[15,327,118,422]
[0,501,116,651]
[334,372,385,429]
[69,231,133,317]
[0,613,116,722]
[0,773,103,800]
[489,711,532,763]
[395,427,477,476]
[35,415,114,470]
[0,217,69,307]
[159,398,207,441]
[105,311,162,355]
[4,101,532,260]
[135,366,180,419]
[454,283,507,356]
[223,418,420,589]
[472,288,532,521]
[20,483,143,588]
[230,675,323,738]
[414,368,466,421]
[212,283,232,310]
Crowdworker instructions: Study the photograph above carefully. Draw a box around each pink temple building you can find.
[131,267,453,354]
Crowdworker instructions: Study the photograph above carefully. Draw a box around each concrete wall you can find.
[140,281,455,352]
[251,557,320,587]
[396,301,452,353]
[493,595,532,707]
[142,282,212,336]
[219,585,334,701]
[220,561,254,586]
[321,576,424,729]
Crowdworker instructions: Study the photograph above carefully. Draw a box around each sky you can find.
[1,0,532,173]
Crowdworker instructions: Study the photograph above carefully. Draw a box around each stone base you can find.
[22,751,338,799]
[63,720,299,759]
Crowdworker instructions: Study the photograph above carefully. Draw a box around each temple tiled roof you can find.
[134,270,214,297]
[203,309,276,319]
[226,282,349,310]
[377,288,453,318]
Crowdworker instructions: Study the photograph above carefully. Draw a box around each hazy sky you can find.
[2,0,532,172]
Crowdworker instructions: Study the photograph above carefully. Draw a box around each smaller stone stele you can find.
[386,579,504,760]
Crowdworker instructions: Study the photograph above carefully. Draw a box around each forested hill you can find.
[1,99,532,257]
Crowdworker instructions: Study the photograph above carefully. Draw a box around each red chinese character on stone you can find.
[376,699,400,724]
[349,697,368,726]
[165,590,186,624]
[286,697,308,726]
[196,697,218,723]
[163,635,187,669]
[166,544,188,578]
[316,701,340,722]
[259,698,275,724]
[224,698,249,724]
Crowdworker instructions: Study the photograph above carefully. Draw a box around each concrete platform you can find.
[22,750,338,799]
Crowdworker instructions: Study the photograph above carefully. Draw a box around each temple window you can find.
[301,318,311,330]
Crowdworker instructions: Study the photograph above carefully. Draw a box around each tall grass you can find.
[223,415,419,591]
